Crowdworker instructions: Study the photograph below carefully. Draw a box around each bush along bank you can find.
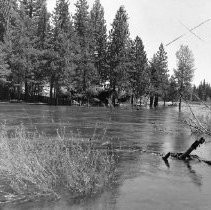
[0,124,117,203]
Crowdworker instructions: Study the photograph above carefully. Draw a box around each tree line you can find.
[192,80,211,102]
[0,0,195,107]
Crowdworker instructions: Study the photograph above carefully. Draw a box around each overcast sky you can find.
[46,0,211,85]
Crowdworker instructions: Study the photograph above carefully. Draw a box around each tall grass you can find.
[183,102,211,135]
[0,123,116,202]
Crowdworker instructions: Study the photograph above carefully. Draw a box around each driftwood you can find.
[163,137,205,161]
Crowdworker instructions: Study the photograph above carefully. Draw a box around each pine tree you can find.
[149,43,168,107]
[107,6,129,105]
[0,41,11,100]
[198,81,203,100]
[0,0,18,83]
[0,0,39,100]
[197,79,208,101]
[48,0,78,104]
[49,0,70,103]
[0,43,10,79]
[127,36,148,104]
[202,79,207,101]
[0,0,18,42]
[13,0,41,100]
[33,0,51,97]
[192,84,198,101]
[90,0,107,83]
[73,0,96,94]
[0,0,9,42]
[36,0,50,48]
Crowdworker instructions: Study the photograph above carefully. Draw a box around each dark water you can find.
[1,102,211,210]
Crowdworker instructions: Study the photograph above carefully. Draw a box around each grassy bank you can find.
[183,103,211,135]
[0,124,116,203]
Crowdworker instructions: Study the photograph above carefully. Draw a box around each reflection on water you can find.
[185,161,202,187]
[1,103,211,210]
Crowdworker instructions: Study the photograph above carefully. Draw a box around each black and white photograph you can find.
[0,0,211,209]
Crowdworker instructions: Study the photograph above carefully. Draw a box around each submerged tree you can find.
[174,45,195,111]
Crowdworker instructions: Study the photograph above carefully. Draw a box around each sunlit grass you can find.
[0,123,116,202]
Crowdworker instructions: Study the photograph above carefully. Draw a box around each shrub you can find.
[0,123,116,202]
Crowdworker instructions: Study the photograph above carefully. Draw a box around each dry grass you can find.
[0,123,116,202]
[183,102,211,135]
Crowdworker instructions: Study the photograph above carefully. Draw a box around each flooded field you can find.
[1,102,211,210]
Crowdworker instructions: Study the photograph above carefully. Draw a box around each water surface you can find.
[1,103,211,210]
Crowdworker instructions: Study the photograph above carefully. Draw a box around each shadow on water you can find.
[1,103,211,209]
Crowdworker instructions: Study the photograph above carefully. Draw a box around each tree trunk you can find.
[112,85,116,107]
[179,96,182,111]
[154,94,158,107]
[25,80,28,102]
[50,81,53,105]
[83,68,86,92]
[17,85,20,101]
[150,96,154,108]
[131,94,134,106]
[54,86,58,106]
[163,137,205,161]
[163,93,166,106]
[179,137,205,159]
[112,93,115,107]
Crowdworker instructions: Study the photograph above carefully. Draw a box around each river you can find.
[0,102,211,210]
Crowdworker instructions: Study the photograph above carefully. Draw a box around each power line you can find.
[179,20,204,42]
[166,18,211,46]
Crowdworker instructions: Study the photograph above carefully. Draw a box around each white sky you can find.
[46,0,211,85]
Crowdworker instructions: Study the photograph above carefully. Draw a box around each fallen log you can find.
[179,137,205,159]
[163,137,205,161]
[162,152,171,161]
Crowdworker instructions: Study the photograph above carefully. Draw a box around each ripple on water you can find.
[1,104,211,209]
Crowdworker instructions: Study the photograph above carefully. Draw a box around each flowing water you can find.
[1,102,211,210]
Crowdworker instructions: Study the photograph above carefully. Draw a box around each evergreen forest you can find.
[0,0,209,106]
